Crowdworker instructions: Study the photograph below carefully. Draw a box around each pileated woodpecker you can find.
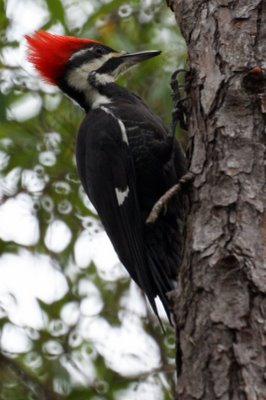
[25,31,187,324]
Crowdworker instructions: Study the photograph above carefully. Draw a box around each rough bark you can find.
[170,1,266,399]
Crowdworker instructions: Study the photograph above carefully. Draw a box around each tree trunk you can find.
[170,1,266,398]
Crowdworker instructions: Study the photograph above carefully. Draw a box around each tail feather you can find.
[146,248,173,324]
[143,195,185,326]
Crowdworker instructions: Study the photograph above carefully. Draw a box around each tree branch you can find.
[0,353,61,400]
[146,171,194,224]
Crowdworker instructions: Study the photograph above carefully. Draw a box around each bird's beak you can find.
[96,50,161,79]
[119,50,161,64]
[109,50,161,78]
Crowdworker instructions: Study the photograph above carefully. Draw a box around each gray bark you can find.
[169,1,266,399]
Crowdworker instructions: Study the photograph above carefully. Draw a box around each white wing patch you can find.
[101,106,114,116]
[117,119,128,144]
[115,186,130,206]
[101,107,129,145]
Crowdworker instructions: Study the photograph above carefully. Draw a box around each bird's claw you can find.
[170,69,189,134]
[166,0,175,11]
[146,171,195,224]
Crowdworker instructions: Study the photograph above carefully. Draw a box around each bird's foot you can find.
[146,171,194,224]
[166,0,175,11]
[170,69,189,135]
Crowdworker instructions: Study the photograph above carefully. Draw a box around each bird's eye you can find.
[94,46,106,55]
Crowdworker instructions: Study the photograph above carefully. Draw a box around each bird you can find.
[25,31,187,325]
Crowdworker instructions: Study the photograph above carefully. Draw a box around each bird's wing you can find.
[76,107,158,313]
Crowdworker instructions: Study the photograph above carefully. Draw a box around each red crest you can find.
[25,31,98,85]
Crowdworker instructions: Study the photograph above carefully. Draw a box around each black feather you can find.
[76,86,187,324]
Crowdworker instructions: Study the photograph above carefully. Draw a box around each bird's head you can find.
[25,31,160,98]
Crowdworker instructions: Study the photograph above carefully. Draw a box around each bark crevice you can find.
[171,0,266,398]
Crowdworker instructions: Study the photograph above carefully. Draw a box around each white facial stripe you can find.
[67,62,100,91]
[67,70,111,109]
[91,93,110,108]
[67,52,115,91]
[93,73,114,85]
[66,52,120,109]
[115,186,129,206]
[67,50,123,85]
[69,48,89,61]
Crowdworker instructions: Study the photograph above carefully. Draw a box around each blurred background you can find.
[0,0,186,398]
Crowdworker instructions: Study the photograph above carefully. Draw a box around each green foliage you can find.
[46,0,66,28]
[0,0,186,399]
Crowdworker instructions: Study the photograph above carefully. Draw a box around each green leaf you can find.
[0,0,8,32]
[46,0,66,26]
[82,0,126,32]
[0,92,7,122]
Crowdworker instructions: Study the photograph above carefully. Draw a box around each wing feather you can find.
[76,108,159,315]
